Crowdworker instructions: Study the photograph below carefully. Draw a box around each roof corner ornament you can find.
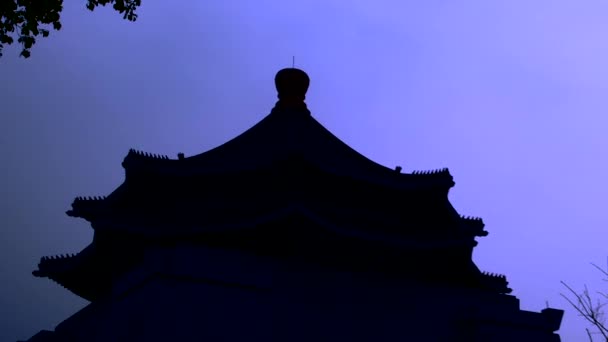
[177,152,185,160]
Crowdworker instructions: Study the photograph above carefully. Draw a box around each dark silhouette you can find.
[0,0,140,58]
[21,69,563,341]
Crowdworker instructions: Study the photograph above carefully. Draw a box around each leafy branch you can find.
[0,0,141,58]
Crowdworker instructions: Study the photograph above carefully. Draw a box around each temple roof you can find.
[120,100,454,190]
[119,68,453,189]
[33,68,505,301]
[123,107,454,189]
[65,68,468,239]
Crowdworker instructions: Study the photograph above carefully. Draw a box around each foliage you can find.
[561,263,608,342]
[0,0,141,58]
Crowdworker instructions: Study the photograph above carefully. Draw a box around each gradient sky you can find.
[1,1,607,341]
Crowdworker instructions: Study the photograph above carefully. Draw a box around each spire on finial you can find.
[274,68,309,107]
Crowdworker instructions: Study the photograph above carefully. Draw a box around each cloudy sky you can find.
[2,1,608,340]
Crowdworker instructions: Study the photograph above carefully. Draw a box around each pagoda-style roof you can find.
[119,104,455,189]
[118,67,454,188]
[33,68,510,302]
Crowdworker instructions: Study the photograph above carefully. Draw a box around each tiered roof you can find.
[33,68,509,301]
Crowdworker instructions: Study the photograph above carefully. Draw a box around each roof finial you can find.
[292,56,295,68]
[274,67,309,107]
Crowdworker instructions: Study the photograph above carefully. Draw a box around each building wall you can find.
[35,245,560,341]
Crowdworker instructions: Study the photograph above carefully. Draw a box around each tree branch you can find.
[561,280,608,341]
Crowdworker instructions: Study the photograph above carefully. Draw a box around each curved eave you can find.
[459,215,489,237]
[67,175,457,227]
[33,245,103,301]
[36,272,100,302]
[479,271,513,294]
[91,203,477,251]
[121,107,455,190]
[66,196,110,221]
[32,253,80,278]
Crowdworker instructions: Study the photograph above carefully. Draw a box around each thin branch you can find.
[592,263,608,281]
[561,281,608,341]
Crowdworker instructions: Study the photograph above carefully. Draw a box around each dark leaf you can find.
[23,37,34,49]
[41,29,49,38]
[49,12,60,23]
[0,35,13,44]
[20,49,30,58]
[53,21,61,30]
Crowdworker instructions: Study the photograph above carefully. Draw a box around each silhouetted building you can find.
[22,68,563,341]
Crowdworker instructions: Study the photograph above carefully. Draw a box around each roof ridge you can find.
[411,168,450,175]
[459,215,488,237]
[128,148,171,159]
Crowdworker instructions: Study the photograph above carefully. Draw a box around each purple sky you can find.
[2,1,607,340]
